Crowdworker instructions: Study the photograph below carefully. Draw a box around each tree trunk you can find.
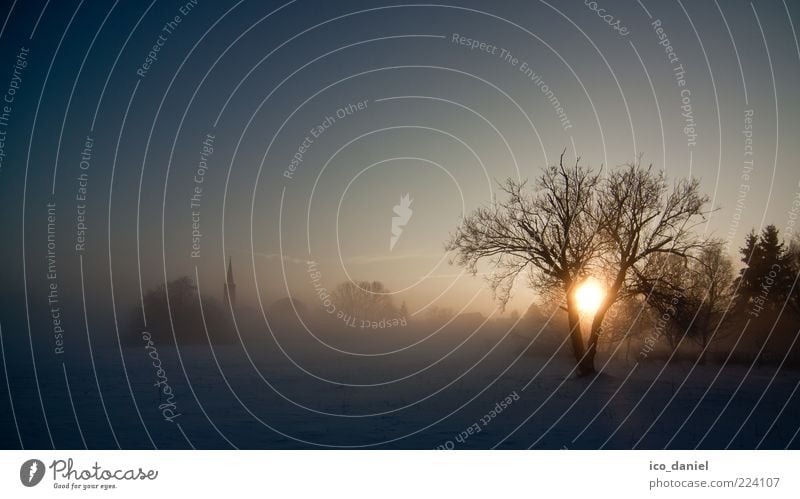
[584,313,602,376]
[566,294,594,376]
[585,284,621,375]
[585,303,613,375]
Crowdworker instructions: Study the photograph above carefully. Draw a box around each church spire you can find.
[224,256,236,308]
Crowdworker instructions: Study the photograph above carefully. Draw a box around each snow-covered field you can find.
[3,325,799,450]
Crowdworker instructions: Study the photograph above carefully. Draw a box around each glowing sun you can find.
[575,279,605,315]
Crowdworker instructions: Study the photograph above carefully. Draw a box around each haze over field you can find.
[0,0,799,450]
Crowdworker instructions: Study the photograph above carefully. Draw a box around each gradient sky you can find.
[1,0,799,325]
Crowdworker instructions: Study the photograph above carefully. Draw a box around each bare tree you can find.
[331,281,397,322]
[586,162,710,369]
[447,155,709,376]
[635,251,691,352]
[636,242,735,363]
[447,153,602,375]
[685,242,736,363]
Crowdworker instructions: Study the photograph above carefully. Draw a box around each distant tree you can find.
[140,276,197,343]
[770,235,800,366]
[634,252,690,352]
[760,225,786,265]
[157,276,195,318]
[331,281,397,321]
[761,225,793,304]
[734,226,799,366]
[636,242,736,363]
[787,236,800,314]
[737,225,792,314]
[683,243,736,363]
[737,230,762,304]
[130,276,230,344]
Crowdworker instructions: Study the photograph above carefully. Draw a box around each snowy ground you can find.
[2,325,799,449]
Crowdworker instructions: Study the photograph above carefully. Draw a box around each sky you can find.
[0,0,799,323]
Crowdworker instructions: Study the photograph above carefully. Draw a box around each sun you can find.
[575,279,605,315]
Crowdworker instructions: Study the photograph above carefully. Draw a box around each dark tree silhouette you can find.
[588,161,710,370]
[448,154,709,376]
[398,301,409,319]
[787,236,800,315]
[447,153,603,375]
[738,229,762,303]
[687,243,736,363]
[645,242,735,363]
[735,225,797,365]
[636,252,692,352]
[130,276,231,344]
[737,225,792,313]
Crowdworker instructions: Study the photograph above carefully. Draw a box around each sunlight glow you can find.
[575,279,605,316]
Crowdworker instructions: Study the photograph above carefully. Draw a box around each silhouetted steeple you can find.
[224,257,236,308]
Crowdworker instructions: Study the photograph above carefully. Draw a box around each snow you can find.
[2,323,798,449]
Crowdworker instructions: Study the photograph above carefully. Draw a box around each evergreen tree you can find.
[787,238,800,314]
[759,225,791,306]
[738,225,791,312]
[738,229,761,303]
[759,225,785,268]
